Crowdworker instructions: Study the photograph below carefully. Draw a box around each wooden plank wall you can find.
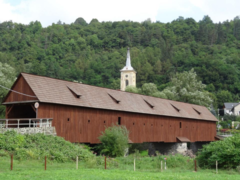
[37,103,217,144]
[4,76,38,102]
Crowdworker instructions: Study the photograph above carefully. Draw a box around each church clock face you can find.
[126,75,128,78]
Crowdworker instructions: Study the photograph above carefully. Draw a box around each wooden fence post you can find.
[45,156,47,170]
[10,154,13,170]
[105,156,106,169]
[161,161,162,172]
[194,159,197,172]
[134,158,135,171]
[76,156,78,170]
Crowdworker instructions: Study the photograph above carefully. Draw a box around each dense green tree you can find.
[0,15,240,109]
[0,63,16,117]
[160,69,212,107]
[216,90,233,108]
[74,17,88,26]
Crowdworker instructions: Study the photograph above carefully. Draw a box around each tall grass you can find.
[83,153,195,172]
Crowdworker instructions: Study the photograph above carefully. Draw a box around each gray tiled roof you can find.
[21,73,217,122]
[224,103,239,109]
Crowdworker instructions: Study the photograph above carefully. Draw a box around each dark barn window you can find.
[67,118,70,121]
[180,122,182,128]
[88,120,90,123]
[118,117,121,125]
[104,121,106,124]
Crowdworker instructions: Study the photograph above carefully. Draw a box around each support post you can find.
[45,156,47,170]
[10,154,13,170]
[161,161,162,172]
[17,119,20,128]
[105,156,106,169]
[194,159,197,172]
[76,156,78,170]
[6,120,8,128]
[47,119,49,127]
[29,119,31,128]
[40,119,42,127]
[216,161,218,174]
[134,158,135,171]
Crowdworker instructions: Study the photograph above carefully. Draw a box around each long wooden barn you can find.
[2,73,218,144]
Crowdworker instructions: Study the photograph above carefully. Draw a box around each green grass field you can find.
[0,157,239,180]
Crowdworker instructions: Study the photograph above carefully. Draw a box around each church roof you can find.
[4,73,218,122]
[121,47,135,71]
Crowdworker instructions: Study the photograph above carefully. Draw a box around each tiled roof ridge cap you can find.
[21,72,207,108]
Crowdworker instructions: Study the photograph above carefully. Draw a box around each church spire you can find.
[121,47,134,71]
[120,47,137,91]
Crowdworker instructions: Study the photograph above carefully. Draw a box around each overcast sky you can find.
[0,0,239,27]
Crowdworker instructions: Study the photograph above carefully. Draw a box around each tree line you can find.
[1,16,240,110]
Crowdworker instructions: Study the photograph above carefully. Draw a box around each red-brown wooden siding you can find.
[4,76,38,102]
[37,103,216,144]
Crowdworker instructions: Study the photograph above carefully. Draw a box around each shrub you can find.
[219,120,231,129]
[97,125,129,157]
[0,130,95,162]
[197,133,240,169]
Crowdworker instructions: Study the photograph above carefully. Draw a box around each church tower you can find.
[120,47,136,91]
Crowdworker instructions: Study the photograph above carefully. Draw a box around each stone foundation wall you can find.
[189,142,210,154]
[148,142,187,155]
[0,127,56,136]
[148,142,210,156]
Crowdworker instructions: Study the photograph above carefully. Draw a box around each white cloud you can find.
[0,0,239,27]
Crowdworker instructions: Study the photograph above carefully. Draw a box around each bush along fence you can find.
[5,154,207,173]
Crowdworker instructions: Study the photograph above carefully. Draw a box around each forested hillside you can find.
[1,16,240,108]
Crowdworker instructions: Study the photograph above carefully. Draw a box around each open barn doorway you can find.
[6,104,36,127]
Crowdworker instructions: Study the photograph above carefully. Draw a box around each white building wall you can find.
[234,105,240,115]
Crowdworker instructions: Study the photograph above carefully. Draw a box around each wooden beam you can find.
[2,100,39,105]
[31,104,36,112]
[6,105,14,116]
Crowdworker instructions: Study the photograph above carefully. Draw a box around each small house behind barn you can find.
[2,73,218,144]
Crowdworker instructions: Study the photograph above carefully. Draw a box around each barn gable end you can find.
[3,74,38,103]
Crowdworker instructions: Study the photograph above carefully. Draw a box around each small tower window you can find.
[125,75,128,77]
[126,80,129,87]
